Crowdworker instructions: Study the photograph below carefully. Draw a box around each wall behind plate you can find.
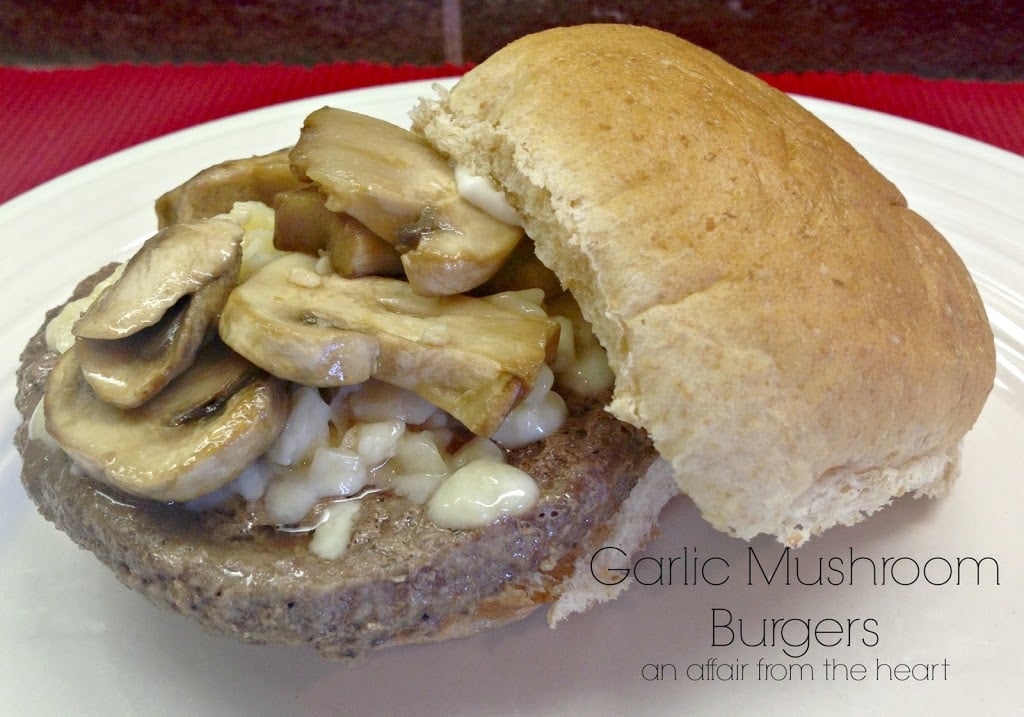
[1,0,1021,79]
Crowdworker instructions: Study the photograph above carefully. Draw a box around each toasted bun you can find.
[412,24,996,546]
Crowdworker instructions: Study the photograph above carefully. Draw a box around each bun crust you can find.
[412,24,996,545]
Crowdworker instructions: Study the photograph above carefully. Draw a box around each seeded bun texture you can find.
[412,23,996,546]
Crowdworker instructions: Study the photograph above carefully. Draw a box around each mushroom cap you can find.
[73,217,242,340]
[44,340,289,502]
[290,107,523,296]
[73,217,243,409]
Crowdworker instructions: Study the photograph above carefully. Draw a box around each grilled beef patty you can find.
[14,267,657,659]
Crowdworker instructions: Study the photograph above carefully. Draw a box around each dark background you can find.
[2,0,1021,79]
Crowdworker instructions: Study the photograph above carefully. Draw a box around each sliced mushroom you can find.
[219,253,560,436]
[472,236,564,299]
[44,340,290,502]
[289,107,523,296]
[271,186,334,255]
[72,217,243,408]
[272,186,403,277]
[156,148,304,227]
[74,217,242,339]
[327,217,404,278]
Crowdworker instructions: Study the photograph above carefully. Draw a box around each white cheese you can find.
[491,364,567,449]
[264,386,332,466]
[309,500,361,560]
[454,166,523,227]
[426,460,539,529]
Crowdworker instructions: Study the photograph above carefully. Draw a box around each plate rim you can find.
[3,78,1023,221]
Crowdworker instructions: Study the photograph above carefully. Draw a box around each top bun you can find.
[412,24,996,546]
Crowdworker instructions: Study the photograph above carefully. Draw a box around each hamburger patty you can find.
[15,267,656,659]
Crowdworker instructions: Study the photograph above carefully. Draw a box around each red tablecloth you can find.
[2,62,1023,206]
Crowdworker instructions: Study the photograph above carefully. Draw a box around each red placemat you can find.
[1,62,1022,206]
[767,71,1024,159]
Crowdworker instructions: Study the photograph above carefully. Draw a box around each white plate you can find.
[0,80,1021,716]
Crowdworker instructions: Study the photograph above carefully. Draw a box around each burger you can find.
[13,24,995,660]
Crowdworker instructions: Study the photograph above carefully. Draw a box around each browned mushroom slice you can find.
[289,107,523,296]
[471,237,563,299]
[272,186,403,277]
[44,339,289,502]
[218,253,560,436]
[156,148,304,227]
[73,217,242,408]
[327,216,405,278]
[271,186,334,255]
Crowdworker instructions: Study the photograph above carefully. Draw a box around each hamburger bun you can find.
[411,23,995,547]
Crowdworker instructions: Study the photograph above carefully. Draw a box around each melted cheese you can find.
[426,460,539,529]
[454,166,523,227]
